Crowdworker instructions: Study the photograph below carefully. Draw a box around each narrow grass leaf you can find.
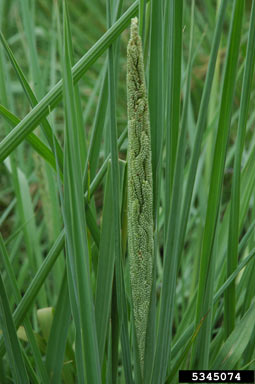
[83,61,108,184]
[211,304,255,369]
[138,0,146,42]
[62,2,101,382]
[18,0,43,99]
[151,2,183,382]
[107,1,133,382]
[46,271,71,383]
[95,163,115,366]
[4,159,47,307]
[0,0,141,163]
[225,0,255,337]
[164,0,183,219]
[0,230,65,357]
[0,127,128,357]
[0,272,29,383]
[163,2,196,377]
[0,104,57,171]
[0,31,63,169]
[166,246,255,371]
[148,0,163,217]
[166,314,206,383]
[178,0,228,269]
[0,234,50,383]
[83,0,123,187]
[214,248,255,303]
[62,3,86,170]
[192,0,244,368]
[85,205,101,249]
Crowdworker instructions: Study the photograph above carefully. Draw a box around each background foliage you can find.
[0,0,255,383]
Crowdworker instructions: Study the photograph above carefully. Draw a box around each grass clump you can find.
[0,0,255,383]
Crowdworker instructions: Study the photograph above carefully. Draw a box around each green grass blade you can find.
[0,31,63,169]
[151,2,183,383]
[139,0,146,41]
[0,0,140,163]
[178,0,228,266]
[0,230,65,357]
[161,1,195,377]
[22,351,40,384]
[83,0,124,187]
[85,205,100,248]
[46,270,71,383]
[0,125,128,358]
[62,2,101,382]
[211,304,255,369]
[0,272,29,383]
[142,5,159,365]
[106,2,133,382]
[65,261,85,384]
[148,0,163,216]
[0,198,16,227]
[164,0,183,221]
[0,234,50,384]
[191,0,244,368]
[106,321,113,384]
[214,248,255,303]
[95,163,115,366]
[4,159,47,307]
[225,0,255,337]
[216,146,255,274]
[0,104,57,171]
[166,315,206,383]
[63,2,87,170]
[83,61,108,184]
[165,246,255,371]
[18,0,43,98]
[110,278,120,384]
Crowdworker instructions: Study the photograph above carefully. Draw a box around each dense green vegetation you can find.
[0,0,255,383]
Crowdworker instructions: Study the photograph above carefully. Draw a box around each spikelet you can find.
[127,17,153,373]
